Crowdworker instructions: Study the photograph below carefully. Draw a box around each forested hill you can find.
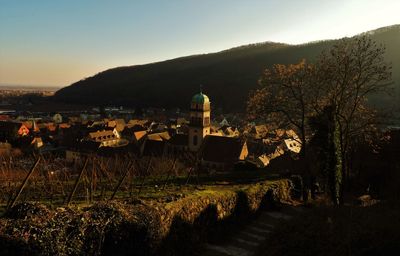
[54,25,400,112]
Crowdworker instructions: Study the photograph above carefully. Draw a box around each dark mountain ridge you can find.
[54,25,400,112]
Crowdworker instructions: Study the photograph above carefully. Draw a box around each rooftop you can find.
[192,92,210,104]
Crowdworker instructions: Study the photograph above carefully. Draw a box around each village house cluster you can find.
[0,91,301,171]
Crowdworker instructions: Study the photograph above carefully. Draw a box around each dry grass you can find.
[0,153,278,209]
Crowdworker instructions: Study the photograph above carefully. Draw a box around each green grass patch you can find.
[0,170,281,207]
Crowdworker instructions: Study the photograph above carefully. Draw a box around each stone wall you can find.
[0,179,293,256]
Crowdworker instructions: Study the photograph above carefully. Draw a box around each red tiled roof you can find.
[200,135,246,163]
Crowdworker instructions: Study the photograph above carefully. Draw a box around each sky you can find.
[0,0,399,88]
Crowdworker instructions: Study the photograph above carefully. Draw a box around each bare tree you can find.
[248,59,317,154]
[315,36,392,204]
[248,36,392,205]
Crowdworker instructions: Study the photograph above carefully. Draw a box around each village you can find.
[1,2,400,255]
[0,90,301,172]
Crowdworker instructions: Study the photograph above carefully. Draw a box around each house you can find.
[0,121,30,141]
[88,129,121,147]
[150,122,168,133]
[31,137,44,149]
[107,118,126,132]
[281,138,302,154]
[176,123,189,134]
[58,123,71,129]
[199,135,248,171]
[22,121,32,130]
[176,117,189,126]
[68,116,82,124]
[147,131,171,141]
[52,113,63,124]
[133,130,148,144]
[127,119,151,129]
[65,140,101,162]
[285,129,299,139]
[59,124,88,148]
[210,126,224,136]
[246,138,285,168]
[219,126,240,137]
[45,123,57,134]
[120,126,147,143]
[0,115,11,121]
[87,120,106,128]
[167,133,189,154]
[249,125,268,139]
[255,154,270,168]
[245,128,301,168]
[141,131,171,156]
[220,118,229,127]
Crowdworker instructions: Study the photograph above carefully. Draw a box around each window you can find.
[191,117,202,126]
[204,117,210,126]
[193,135,198,146]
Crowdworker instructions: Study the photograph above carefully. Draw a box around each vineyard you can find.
[0,153,292,256]
[0,153,276,214]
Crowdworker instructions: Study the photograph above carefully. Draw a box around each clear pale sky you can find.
[0,0,399,87]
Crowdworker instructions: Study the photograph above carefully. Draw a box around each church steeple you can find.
[188,88,211,152]
[32,119,40,134]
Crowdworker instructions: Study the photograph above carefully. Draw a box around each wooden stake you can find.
[66,157,89,206]
[110,161,133,200]
[138,157,152,196]
[185,167,193,185]
[8,156,41,209]
[162,157,177,190]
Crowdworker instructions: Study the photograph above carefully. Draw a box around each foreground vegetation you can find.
[0,178,293,256]
[0,153,284,210]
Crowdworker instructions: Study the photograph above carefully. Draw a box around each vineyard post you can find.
[162,157,177,190]
[138,156,152,196]
[66,157,89,206]
[7,156,41,210]
[110,161,133,200]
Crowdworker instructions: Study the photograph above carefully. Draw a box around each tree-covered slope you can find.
[54,25,400,112]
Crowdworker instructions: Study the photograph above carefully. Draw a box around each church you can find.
[188,90,211,151]
[186,90,248,171]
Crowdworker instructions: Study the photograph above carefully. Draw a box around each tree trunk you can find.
[333,116,343,206]
[300,127,311,202]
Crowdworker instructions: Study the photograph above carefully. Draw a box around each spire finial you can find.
[199,84,203,94]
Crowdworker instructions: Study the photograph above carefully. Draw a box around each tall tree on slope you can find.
[315,36,392,204]
[247,59,316,199]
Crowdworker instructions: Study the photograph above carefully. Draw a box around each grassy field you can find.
[0,170,283,215]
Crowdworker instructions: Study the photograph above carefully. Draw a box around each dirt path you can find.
[199,205,305,256]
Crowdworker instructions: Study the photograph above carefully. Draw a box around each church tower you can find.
[188,89,211,152]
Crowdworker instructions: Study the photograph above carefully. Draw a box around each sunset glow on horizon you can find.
[1,0,399,88]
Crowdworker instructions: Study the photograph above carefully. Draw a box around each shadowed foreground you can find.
[0,179,293,256]
[255,201,400,256]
